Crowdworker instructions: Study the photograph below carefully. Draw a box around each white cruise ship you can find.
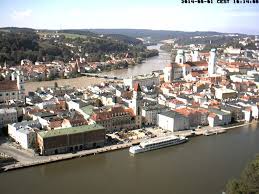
[129,134,188,154]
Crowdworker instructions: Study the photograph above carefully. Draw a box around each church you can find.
[163,48,217,82]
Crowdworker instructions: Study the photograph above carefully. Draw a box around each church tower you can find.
[163,63,173,82]
[132,83,142,128]
[191,48,200,62]
[11,71,25,102]
[208,48,216,76]
[175,50,185,64]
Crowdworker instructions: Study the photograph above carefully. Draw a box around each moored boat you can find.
[129,135,188,154]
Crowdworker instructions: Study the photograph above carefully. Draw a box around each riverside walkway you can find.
[1,139,141,173]
[1,121,257,173]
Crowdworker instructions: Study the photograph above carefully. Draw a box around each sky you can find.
[0,0,259,34]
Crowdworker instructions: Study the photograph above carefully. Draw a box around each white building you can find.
[123,73,160,89]
[163,63,190,82]
[243,108,252,122]
[191,49,200,62]
[215,88,237,100]
[142,104,169,126]
[157,111,189,132]
[208,48,216,76]
[224,47,241,55]
[251,105,259,119]
[163,63,174,82]
[208,113,220,127]
[208,109,232,126]
[8,120,41,149]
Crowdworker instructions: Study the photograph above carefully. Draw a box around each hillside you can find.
[0,28,158,65]
[87,29,247,41]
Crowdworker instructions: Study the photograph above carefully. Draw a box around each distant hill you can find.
[58,29,98,37]
[87,29,246,41]
[0,27,35,33]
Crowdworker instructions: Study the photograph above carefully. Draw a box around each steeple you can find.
[175,50,185,64]
[132,82,142,128]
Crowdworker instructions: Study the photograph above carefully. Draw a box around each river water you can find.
[100,44,171,77]
[3,46,259,194]
[1,124,259,194]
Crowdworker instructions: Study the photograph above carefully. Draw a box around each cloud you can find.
[11,9,32,20]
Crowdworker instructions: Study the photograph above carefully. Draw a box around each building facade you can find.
[0,71,25,103]
[90,105,135,132]
[157,110,190,132]
[37,124,105,155]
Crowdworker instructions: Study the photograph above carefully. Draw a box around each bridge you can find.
[81,73,123,80]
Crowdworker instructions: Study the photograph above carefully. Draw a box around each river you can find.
[0,124,259,194]
[99,44,171,77]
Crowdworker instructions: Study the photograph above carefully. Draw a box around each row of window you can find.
[0,92,16,96]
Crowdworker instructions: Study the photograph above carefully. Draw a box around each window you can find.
[6,93,9,96]
[12,92,15,95]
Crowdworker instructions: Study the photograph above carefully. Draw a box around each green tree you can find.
[226,155,259,194]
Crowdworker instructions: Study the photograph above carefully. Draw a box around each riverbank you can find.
[1,120,257,173]
[0,139,141,173]
[175,120,257,137]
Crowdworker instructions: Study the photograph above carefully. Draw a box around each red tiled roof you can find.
[91,106,135,121]
[186,60,208,67]
[49,119,63,129]
[68,118,88,126]
[169,99,184,105]
[0,80,18,92]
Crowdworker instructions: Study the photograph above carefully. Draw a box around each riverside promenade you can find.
[1,120,257,173]
[1,139,141,173]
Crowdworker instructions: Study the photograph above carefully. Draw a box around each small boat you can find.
[215,129,226,134]
[203,130,216,136]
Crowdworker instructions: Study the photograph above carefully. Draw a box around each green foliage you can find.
[104,34,143,45]
[0,28,158,65]
[226,155,259,194]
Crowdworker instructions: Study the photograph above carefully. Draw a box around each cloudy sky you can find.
[0,0,259,34]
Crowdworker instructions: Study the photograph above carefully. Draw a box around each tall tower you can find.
[163,63,173,82]
[192,48,200,62]
[11,71,25,102]
[132,83,142,128]
[175,50,185,64]
[208,48,216,76]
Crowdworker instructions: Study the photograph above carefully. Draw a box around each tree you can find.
[226,155,259,194]
[54,82,58,88]
[94,99,103,107]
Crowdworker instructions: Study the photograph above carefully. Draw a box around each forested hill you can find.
[0,27,158,65]
[88,29,248,41]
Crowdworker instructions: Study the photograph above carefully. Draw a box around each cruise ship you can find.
[129,134,188,154]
